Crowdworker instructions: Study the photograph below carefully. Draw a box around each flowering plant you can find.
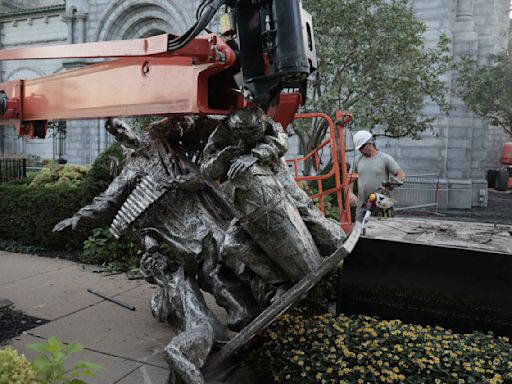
[247,313,512,384]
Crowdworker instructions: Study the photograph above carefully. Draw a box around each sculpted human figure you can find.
[53,110,346,384]
[139,235,229,384]
[53,117,261,384]
[201,107,343,283]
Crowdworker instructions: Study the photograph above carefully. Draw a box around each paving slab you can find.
[116,364,169,384]
[9,334,143,384]
[117,281,159,301]
[2,252,231,383]
[0,251,72,285]
[30,294,174,368]
[0,255,145,320]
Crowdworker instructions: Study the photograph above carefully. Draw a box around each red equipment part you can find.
[0,33,171,60]
[0,33,304,138]
[287,111,357,233]
[501,142,512,166]
[499,142,512,188]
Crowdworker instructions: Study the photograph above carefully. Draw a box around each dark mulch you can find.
[0,307,49,345]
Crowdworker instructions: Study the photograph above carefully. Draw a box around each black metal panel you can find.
[233,0,311,104]
[235,2,266,83]
[340,238,512,336]
[270,0,309,81]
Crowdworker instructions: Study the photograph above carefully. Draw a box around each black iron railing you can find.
[0,156,27,183]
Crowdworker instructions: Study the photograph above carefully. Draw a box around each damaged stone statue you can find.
[53,108,345,384]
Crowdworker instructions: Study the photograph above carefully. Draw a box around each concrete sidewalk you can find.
[0,250,227,383]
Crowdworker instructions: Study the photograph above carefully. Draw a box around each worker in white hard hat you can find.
[348,130,406,215]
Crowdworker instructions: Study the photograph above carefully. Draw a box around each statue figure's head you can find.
[149,115,196,141]
[105,118,141,148]
[149,115,219,153]
[225,107,267,145]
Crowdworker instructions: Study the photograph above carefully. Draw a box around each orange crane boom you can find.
[0,0,316,138]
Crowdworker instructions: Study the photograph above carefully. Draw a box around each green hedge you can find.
[0,184,89,249]
[81,141,123,202]
[246,313,512,384]
[0,142,123,250]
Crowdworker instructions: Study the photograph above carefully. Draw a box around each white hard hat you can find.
[353,130,373,151]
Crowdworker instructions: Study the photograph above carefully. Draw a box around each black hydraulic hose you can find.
[168,0,226,51]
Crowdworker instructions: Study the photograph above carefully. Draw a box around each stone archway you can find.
[93,0,195,41]
[6,66,45,81]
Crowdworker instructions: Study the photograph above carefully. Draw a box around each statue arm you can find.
[159,173,205,192]
[140,233,169,286]
[52,168,134,232]
[201,126,243,179]
[251,119,288,165]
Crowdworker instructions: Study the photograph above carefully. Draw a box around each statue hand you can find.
[220,142,244,159]
[105,118,120,135]
[228,154,257,180]
[140,251,168,278]
[156,179,177,192]
[235,139,245,151]
[52,217,78,232]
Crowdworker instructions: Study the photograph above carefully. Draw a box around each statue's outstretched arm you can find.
[52,169,134,232]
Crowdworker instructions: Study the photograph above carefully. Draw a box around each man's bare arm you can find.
[394,169,406,182]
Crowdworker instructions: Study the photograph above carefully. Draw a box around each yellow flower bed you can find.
[246,313,512,384]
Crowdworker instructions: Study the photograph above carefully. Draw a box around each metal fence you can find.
[392,173,440,212]
[0,156,27,184]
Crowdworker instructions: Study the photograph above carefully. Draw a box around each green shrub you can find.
[0,346,38,384]
[0,142,123,251]
[28,337,103,384]
[29,164,89,188]
[5,173,37,186]
[80,227,141,271]
[81,141,123,201]
[246,313,512,384]
[298,181,340,221]
[0,239,44,254]
[0,183,88,249]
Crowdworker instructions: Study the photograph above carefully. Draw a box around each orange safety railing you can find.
[287,110,356,233]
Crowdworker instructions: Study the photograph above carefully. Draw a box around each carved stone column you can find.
[65,0,89,44]
[61,13,74,43]
[75,15,87,44]
[456,0,473,21]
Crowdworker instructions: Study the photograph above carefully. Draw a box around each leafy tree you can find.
[456,49,512,136]
[297,0,452,156]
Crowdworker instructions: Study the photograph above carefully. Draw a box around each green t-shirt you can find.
[354,151,401,204]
